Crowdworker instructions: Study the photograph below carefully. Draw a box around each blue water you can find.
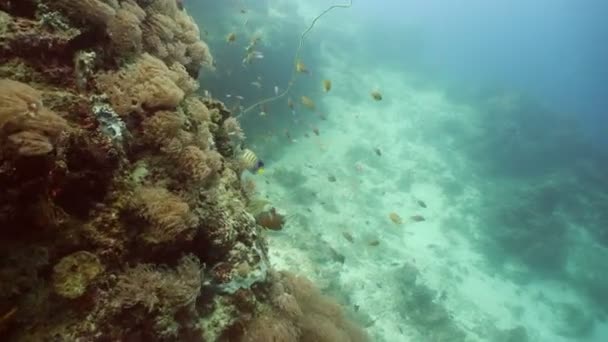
[189,1,608,340]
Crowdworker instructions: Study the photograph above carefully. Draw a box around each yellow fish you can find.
[389,212,403,225]
[323,79,332,92]
[300,96,315,110]
[240,149,265,174]
[295,60,309,74]
[371,90,383,101]
[226,32,237,43]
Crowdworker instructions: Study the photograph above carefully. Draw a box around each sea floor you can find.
[244,64,608,341]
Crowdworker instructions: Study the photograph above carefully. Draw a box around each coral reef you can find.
[0,1,366,341]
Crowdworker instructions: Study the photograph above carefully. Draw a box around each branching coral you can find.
[0,79,69,156]
[132,186,199,244]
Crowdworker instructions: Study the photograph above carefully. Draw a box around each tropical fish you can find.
[295,60,309,74]
[371,90,383,101]
[417,200,427,208]
[240,149,265,174]
[374,148,382,156]
[312,127,320,136]
[284,129,295,143]
[274,85,279,96]
[226,32,237,43]
[368,240,380,246]
[242,51,263,65]
[342,231,354,243]
[410,215,425,222]
[250,81,262,89]
[323,79,332,92]
[235,95,244,100]
[329,247,345,264]
[389,212,403,225]
[300,96,315,110]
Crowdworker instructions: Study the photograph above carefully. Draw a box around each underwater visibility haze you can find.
[0,0,607,341]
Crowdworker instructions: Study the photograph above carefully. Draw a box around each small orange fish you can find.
[300,96,315,110]
[323,79,332,92]
[389,212,403,225]
[296,60,309,74]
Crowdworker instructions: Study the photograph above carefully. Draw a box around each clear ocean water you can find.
[191,1,607,341]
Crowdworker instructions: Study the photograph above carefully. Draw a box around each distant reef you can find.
[0,1,367,340]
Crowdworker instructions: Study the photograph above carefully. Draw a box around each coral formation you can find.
[239,272,368,342]
[0,79,70,156]
[132,186,199,245]
[51,250,104,299]
[0,1,366,340]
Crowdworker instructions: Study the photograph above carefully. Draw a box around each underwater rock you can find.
[51,250,104,299]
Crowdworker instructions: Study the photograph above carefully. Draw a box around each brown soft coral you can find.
[142,0,213,73]
[0,79,69,156]
[106,6,144,57]
[178,145,223,183]
[53,0,117,27]
[96,54,188,116]
[141,110,185,149]
[132,186,199,245]
[240,272,368,342]
[111,254,202,311]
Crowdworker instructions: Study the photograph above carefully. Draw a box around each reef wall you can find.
[0,0,366,341]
